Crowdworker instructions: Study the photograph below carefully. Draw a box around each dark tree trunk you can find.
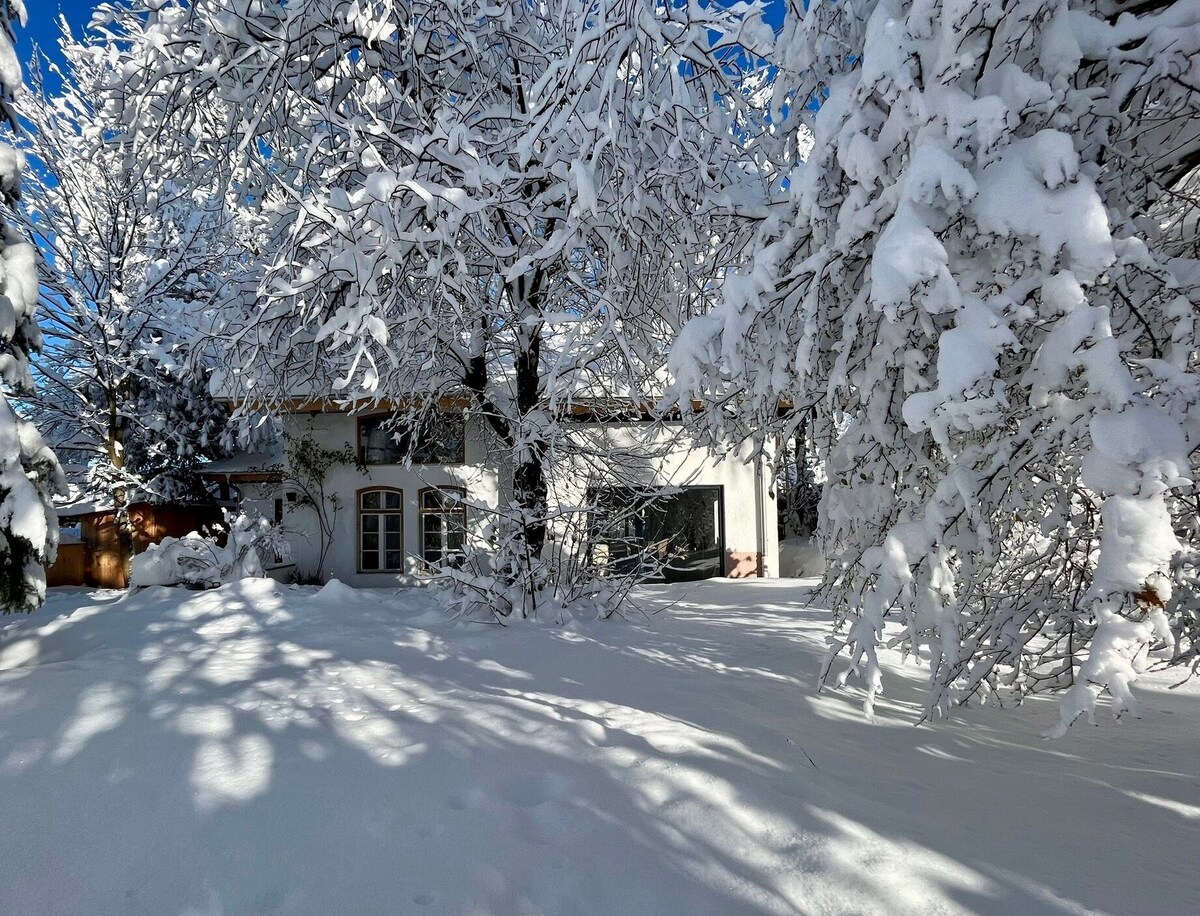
[513,318,547,560]
[513,446,548,557]
[462,259,552,610]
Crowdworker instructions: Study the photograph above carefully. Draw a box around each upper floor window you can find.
[358,412,466,465]
[359,488,404,572]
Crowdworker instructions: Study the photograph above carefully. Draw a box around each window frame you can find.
[356,412,467,466]
[356,487,405,573]
[418,486,468,569]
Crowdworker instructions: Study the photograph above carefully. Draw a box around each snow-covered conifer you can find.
[0,1,65,611]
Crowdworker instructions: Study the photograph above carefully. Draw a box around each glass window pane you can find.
[419,491,467,565]
[386,531,402,551]
[362,514,379,532]
[363,418,406,464]
[385,550,403,570]
[362,491,380,510]
[366,427,388,463]
[411,413,465,464]
[362,532,379,551]
[361,550,379,570]
[385,515,401,534]
[385,491,402,510]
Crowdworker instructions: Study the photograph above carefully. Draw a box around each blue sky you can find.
[18,1,92,65]
[20,1,788,70]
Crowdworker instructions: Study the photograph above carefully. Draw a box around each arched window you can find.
[419,487,467,568]
[358,488,404,572]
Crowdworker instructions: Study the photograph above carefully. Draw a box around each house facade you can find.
[203,404,778,586]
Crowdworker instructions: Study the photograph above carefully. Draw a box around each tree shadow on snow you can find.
[0,579,1194,916]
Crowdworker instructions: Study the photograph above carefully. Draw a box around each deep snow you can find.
[0,579,1196,916]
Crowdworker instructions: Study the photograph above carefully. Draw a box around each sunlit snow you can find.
[1,580,1195,915]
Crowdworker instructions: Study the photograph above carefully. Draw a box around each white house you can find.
[202,400,778,586]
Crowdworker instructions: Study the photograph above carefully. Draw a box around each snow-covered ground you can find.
[0,580,1195,916]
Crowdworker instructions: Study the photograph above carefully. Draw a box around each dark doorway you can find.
[587,486,725,581]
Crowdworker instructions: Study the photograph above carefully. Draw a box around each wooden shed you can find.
[49,501,225,589]
[46,534,87,587]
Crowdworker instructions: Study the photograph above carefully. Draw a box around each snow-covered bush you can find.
[130,514,290,589]
[433,482,670,623]
[779,538,824,579]
[671,0,1200,732]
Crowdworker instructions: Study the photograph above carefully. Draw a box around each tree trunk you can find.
[106,388,134,583]
[513,442,548,559]
[463,273,551,611]
[513,316,547,562]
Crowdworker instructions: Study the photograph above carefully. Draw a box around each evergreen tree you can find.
[0,0,65,611]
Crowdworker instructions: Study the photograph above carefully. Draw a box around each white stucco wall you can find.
[240,412,499,586]
[243,412,775,585]
[553,422,778,578]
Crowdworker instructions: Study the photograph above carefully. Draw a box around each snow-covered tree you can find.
[12,34,240,513]
[776,414,820,540]
[0,1,65,611]
[100,0,772,615]
[671,0,1200,732]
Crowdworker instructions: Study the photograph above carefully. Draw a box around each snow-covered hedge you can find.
[130,514,290,589]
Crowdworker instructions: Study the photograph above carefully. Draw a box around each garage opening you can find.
[587,486,724,581]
